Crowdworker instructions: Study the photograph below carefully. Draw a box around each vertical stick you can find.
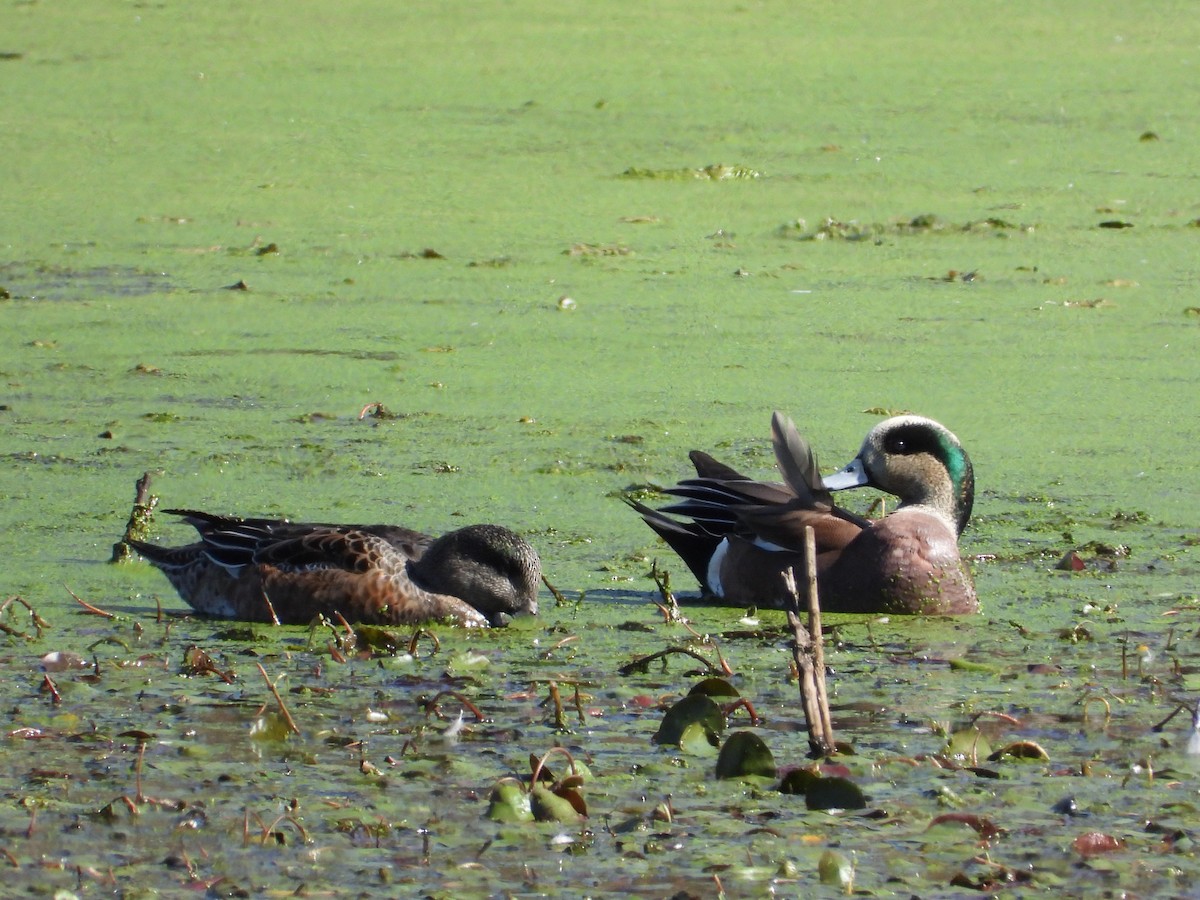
[804,526,835,743]
[785,527,835,756]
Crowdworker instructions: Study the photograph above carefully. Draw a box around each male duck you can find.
[629,412,977,615]
[127,510,541,627]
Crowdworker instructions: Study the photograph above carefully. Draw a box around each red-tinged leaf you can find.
[1056,550,1086,571]
[929,813,1004,840]
[819,762,854,779]
[554,785,588,817]
[41,651,89,672]
[1073,832,1123,856]
[530,785,584,823]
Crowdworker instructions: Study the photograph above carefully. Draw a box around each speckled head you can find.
[410,524,542,625]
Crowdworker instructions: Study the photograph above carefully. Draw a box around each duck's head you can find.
[822,416,974,535]
[414,524,541,625]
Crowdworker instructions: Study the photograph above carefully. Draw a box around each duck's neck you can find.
[919,456,973,536]
[896,453,973,536]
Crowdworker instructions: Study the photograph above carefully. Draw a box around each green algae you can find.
[0,0,1198,896]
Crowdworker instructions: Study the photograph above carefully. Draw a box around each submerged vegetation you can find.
[4,560,1199,895]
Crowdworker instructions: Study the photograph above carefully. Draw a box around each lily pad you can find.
[715,730,776,780]
[818,849,855,888]
[653,694,725,748]
[678,720,720,755]
[943,726,993,763]
[531,784,586,823]
[805,776,868,811]
[688,677,741,699]
[988,740,1051,762]
[486,778,534,823]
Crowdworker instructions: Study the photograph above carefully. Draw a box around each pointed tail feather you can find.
[624,497,720,588]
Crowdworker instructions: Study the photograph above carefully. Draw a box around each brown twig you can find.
[722,696,762,726]
[408,628,441,658]
[261,813,310,845]
[41,674,61,706]
[805,529,834,745]
[572,683,588,725]
[255,663,301,735]
[784,526,835,757]
[0,595,51,638]
[649,560,683,622]
[547,681,567,731]
[260,588,281,627]
[539,634,579,660]
[541,573,569,607]
[529,746,579,788]
[66,586,115,619]
[617,646,725,676]
[421,690,485,722]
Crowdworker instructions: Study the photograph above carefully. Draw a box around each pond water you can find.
[1,1,1197,896]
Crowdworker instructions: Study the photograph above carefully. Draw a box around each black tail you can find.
[625,497,720,588]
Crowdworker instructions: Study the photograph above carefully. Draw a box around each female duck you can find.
[127,510,541,627]
[630,413,977,615]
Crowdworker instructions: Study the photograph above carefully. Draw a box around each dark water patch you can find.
[177,347,403,361]
[0,261,176,301]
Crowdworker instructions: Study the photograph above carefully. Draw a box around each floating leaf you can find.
[653,694,725,748]
[347,625,408,654]
[929,813,1004,840]
[529,754,593,785]
[688,677,740,699]
[531,785,585,823]
[41,651,89,672]
[1073,832,1123,857]
[715,731,776,780]
[678,720,720,755]
[943,726,993,763]
[817,849,855,889]
[1057,550,1086,571]
[988,740,1051,762]
[948,657,997,673]
[778,767,818,795]
[805,776,867,811]
[486,779,533,823]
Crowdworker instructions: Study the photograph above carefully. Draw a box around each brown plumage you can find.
[629,412,978,615]
[127,510,541,627]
